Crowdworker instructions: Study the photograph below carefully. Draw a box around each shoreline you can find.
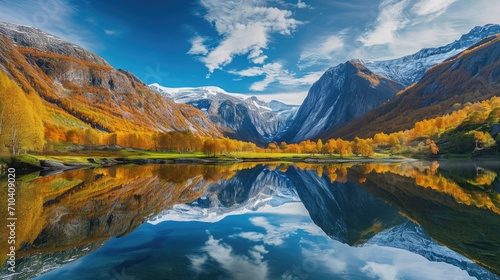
[1,151,496,177]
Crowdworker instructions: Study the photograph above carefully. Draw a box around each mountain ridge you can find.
[329,34,500,140]
[150,83,299,145]
[0,22,222,152]
[362,24,500,86]
[280,60,404,143]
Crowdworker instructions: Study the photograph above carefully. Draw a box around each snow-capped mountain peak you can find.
[149,83,299,144]
[362,24,500,86]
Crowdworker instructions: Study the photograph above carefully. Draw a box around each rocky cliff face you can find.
[0,21,108,66]
[281,61,403,142]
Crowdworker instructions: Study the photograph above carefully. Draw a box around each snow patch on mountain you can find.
[362,24,500,86]
[367,222,500,280]
[150,83,299,142]
[149,168,300,224]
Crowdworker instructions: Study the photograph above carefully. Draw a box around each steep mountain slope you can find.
[150,84,299,144]
[0,22,221,148]
[330,35,500,140]
[0,21,108,66]
[281,61,404,143]
[363,24,500,86]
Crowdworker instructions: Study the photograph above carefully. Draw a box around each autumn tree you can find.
[0,72,45,155]
[279,142,288,152]
[425,139,439,155]
[358,139,375,157]
[285,143,301,153]
[324,139,337,155]
[267,142,278,153]
[336,139,352,158]
[316,139,323,154]
[469,131,495,149]
[203,139,217,157]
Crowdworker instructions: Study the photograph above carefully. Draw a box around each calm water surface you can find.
[1,161,499,279]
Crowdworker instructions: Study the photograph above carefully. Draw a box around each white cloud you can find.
[0,0,96,50]
[299,34,345,68]
[247,216,324,246]
[412,0,456,18]
[229,62,323,91]
[198,235,269,280]
[359,0,410,47]
[233,231,266,242]
[188,254,208,273]
[361,262,398,280]
[191,0,303,74]
[104,29,117,35]
[251,91,308,105]
[321,0,498,64]
[187,35,209,55]
[297,0,309,9]
[355,245,475,280]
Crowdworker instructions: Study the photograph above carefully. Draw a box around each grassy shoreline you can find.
[0,149,412,174]
[2,148,494,176]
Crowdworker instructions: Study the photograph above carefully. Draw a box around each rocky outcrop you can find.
[281,61,403,142]
[0,21,108,66]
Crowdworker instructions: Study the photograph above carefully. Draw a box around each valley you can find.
[0,14,500,280]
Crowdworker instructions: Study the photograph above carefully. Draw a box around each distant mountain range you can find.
[362,24,500,86]
[0,20,498,146]
[150,84,298,145]
[330,34,500,140]
[282,24,500,142]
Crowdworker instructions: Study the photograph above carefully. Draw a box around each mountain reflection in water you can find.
[0,161,499,279]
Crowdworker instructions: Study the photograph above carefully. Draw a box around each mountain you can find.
[362,24,500,86]
[150,83,299,145]
[0,22,221,151]
[367,221,500,280]
[150,165,300,224]
[0,21,109,66]
[280,60,404,143]
[286,166,405,245]
[330,34,500,140]
[152,164,404,245]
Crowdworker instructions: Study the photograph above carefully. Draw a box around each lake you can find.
[1,161,499,279]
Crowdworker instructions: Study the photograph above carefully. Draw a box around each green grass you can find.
[234,152,310,158]
[33,150,208,164]
[49,112,87,128]
[0,154,41,168]
[28,149,408,165]
[118,150,207,159]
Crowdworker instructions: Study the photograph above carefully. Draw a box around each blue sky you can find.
[0,0,499,104]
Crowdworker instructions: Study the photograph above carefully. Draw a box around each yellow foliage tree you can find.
[0,71,45,155]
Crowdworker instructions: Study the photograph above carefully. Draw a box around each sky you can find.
[0,0,499,104]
